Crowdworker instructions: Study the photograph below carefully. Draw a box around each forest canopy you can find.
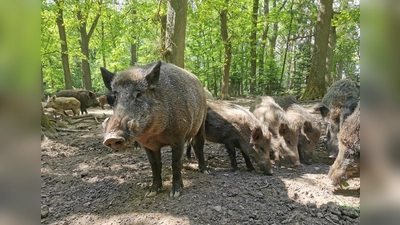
[41,0,359,99]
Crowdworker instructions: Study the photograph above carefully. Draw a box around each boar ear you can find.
[279,123,289,136]
[313,102,329,119]
[251,126,263,142]
[51,95,56,101]
[145,61,161,89]
[303,121,313,133]
[100,67,114,91]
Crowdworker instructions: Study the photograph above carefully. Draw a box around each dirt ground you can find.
[41,98,360,225]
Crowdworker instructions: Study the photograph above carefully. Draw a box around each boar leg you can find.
[224,143,239,171]
[170,142,185,198]
[144,148,162,197]
[240,150,255,171]
[191,125,208,173]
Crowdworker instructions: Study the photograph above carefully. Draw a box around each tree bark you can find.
[326,26,336,86]
[54,0,72,89]
[76,0,101,91]
[301,0,333,100]
[220,0,231,100]
[164,0,187,68]
[249,0,259,95]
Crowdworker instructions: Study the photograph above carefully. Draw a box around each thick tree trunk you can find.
[164,0,187,68]
[301,0,333,100]
[220,0,231,100]
[79,32,92,90]
[76,1,101,91]
[55,0,72,89]
[326,26,336,86]
[249,0,259,95]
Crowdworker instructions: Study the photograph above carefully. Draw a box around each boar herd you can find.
[43,61,360,197]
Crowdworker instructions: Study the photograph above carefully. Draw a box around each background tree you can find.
[163,0,187,68]
[301,0,333,100]
[219,0,232,100]
[74,0,102,91]
[41,0,359,99]
[54,0,73,89]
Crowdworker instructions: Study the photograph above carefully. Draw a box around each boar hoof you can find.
[170,189,181,198]
[202,169,212,175]
[145,190,158,198]
[292,161,302,168]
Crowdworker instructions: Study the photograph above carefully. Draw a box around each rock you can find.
[341,207,359,218]
[306,202,317,208]
[213,205,222,213]
[41,205,49,218]
[79,170,89,178]
[317,212,324,218]
[329,213,340,223]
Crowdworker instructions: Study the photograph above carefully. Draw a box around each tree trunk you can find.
[258,0,269,83]
[279,1,294,92]
[131,9,138,66]
[164,0,187,68]
[326,26,336,86]
[301,0,333,100]
[249,0,259,95]
[54,0,72,89]
[220,0,231,100]
[101,21,107,68]
[76,0,101,91]
[79,32,92,90]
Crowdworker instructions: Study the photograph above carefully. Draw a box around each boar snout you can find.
[103,134,126,150]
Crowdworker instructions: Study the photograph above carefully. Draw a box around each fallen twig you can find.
[55,127,89,132]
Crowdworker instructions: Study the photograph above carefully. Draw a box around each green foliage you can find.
[41,0,359,96]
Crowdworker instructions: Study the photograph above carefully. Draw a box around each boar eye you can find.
[136,92,142,98]
[286,140,291,145]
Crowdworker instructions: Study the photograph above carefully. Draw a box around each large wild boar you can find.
[44,96,81,116]
[313,79,359,158]
[55,89,100,114]
[328,101,360,186]
[187,100,273,175]
[286,104,321,165]
[250,96,301,169]
[100,61,207,198]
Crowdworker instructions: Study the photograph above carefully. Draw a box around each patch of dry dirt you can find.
[41,98,360,225]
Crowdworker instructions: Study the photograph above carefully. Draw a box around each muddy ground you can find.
[41,98,360,225]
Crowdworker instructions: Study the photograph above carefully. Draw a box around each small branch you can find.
[55,127,89,132]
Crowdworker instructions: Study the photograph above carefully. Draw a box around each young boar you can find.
[328,101,360,186]
[100,61,207,198]
[188,100,273,175]
[250,96,301,169]
[313,79,360,159]
[286,104,321,165]
[55,89,100,114]
[97,93,115,109]
[44,96,81,116]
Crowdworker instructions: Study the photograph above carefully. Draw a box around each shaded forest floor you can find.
[41,97,360,225]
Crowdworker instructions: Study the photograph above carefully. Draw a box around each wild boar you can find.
[100,61,207,198]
